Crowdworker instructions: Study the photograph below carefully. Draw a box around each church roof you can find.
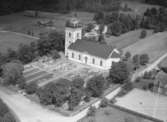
[68,39,120,59]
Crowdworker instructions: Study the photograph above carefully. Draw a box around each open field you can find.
[116,88,167,122]
[0,11,94,36]
[0,31,38,53]
[159,57,167,68]
[123,32,167,62]
[79,105,155,122]
[105,29,153,49]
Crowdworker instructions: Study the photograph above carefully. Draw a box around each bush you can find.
[140,54,149,65]
[140,30,147,39]
[25,82,38,94]
[86,75,106,97]
[87,106,96,117]
[100,98,109,108]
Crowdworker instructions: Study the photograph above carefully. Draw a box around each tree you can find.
[140,30,147,39]
[86,75,106,97]
[87,106,96,117]
[41,79,71,107]
[86,23,95,32]
[2,61,24,85]
[100,98,109,108]
[132,54,140,70]
[93,11,105,24]
[0,99,8,117]
[72,77,84,89]
[3,112,16,122]
[25,82,38,94]
[140,54,149,65]
[109,61,129,84]
[124,52,131,61]
[68,87,83,110]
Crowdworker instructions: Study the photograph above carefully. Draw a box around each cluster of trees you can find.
[0,99,16,122]
[123,52,149,70]
[93,6,167,36]
[0,0,121,15]
[0,31,64,67]
[141,7,167,32]
[94,12,142,36]
[36,75,108,111]
[109,61,130,84]
[1,61,25,87]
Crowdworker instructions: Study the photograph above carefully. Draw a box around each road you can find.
[131,52,167,81]
[0,86,121,122]
[0,86,84,122]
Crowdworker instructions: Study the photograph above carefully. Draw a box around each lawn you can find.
[123,32,167,62]
[0,11,94,36]
[79,106,155,122]
[105,29,153,49]
[115,88,167,122]
[159,57,167,68]
[0,31,38,53]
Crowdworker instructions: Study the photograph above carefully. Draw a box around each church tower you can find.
[65,18,82,56]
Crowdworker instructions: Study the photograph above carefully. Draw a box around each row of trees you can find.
[93,6,167,36]
[0,99,16,122]
[0,0,121,15]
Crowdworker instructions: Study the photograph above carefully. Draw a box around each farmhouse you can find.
[65,18,120,70]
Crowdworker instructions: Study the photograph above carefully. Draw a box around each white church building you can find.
[65,18,121,70]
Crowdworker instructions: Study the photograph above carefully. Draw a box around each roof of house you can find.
[68,39,120,59]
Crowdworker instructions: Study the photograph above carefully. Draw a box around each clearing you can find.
[0,31,38,53]
[0,11,94,36]
[105,29,153,49]
[115,88,167,122]
[79,106,156,122]
[123,32,167,62]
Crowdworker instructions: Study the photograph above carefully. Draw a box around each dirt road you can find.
[131,52,167,81]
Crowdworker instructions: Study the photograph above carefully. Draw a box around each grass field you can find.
[79,105,154,122]
[105,29,153,49]
[159,57,167,68]
[0,11,94,36]
[116,88,167,121]
[123,32,167,62]
[0,31,38,53]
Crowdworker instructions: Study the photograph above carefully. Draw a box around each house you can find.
[65,18,120,70]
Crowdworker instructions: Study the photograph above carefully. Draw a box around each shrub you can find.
[86,75,106,97]
[140,30,147,39]
[25,82,38,94]
[87,106,96,117]
[100,98,109,108]
[140,54,149,65]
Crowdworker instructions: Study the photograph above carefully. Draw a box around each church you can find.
[65,18,121,70]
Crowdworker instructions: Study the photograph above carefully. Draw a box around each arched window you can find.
[78,54,81,60]
[69,32,71,37]
[100,60,103,66]
[85,56,88,64]
[77,33,80,38]
[72,52,74,58]
[92,58,95,64]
